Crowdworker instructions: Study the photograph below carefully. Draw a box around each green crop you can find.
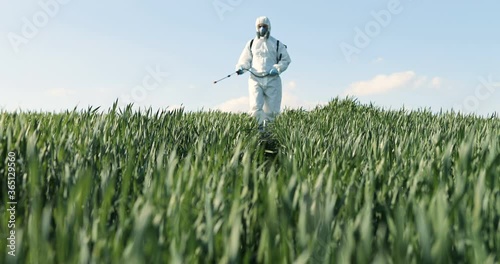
[1,98,499,263]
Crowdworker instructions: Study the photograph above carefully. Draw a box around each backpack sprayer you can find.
[213,39,284,84]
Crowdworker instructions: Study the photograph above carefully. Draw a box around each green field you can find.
[1,98,499,263]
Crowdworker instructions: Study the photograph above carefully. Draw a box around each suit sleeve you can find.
[235,40,253,71]
[274,42,291,74]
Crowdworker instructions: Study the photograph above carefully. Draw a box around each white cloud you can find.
[431,77,443,88]
[215,96,248,113]
[412,76,428,89]
[167,104,184,110]
[344,71,445,96]
[372,57,384,63]
[287,80,297,90]
[282,88,317,110]
[344,71,416,96]
[45,88,76,97]
[281,80,322,109]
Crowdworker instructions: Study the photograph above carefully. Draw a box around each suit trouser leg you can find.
[248,76,266,125]
[263,76,282,122]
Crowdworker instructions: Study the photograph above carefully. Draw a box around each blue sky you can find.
[1,0,499,115]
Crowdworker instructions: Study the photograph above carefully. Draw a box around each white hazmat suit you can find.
[236,16,291,127]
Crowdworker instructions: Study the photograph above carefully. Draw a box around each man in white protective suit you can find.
[235,16,291,131]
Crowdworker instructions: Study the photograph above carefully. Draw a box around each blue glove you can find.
[236,67,245,75]
[269,68,279,76]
